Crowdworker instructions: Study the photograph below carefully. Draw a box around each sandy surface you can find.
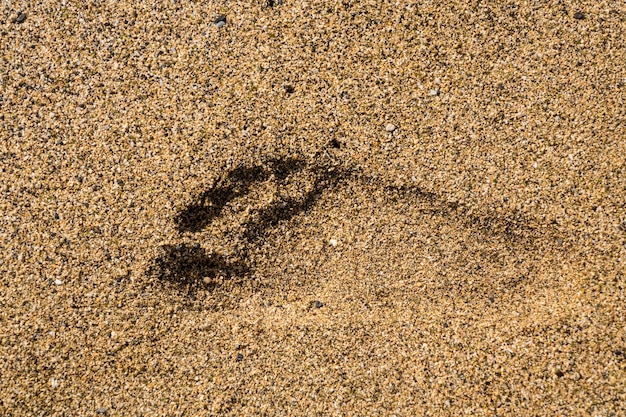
[1,0,625,415]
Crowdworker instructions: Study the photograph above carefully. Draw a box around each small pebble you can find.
[50,378,59,388]
[329,238,338,247]
[13,12,26,24]
[385,123,396,132]
[236,353,244,362]
[96,408,107,415]
[429,89,439,96]
[214,15,226,28]
[573,11,585,20]
[54,279,62,285]
[314,300,324,308]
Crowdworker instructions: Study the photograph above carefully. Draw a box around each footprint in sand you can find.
[147,147,563,302]
[148,150,353,293]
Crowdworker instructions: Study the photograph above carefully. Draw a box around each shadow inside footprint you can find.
[152,155,351,295]
[242,163,348,241]
[175,158,308,233]
[149,243,248,290]
[175,165,267,233]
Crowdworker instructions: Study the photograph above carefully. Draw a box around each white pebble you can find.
[54,279,62,285]
[51,378,59,388]
[385,123,396,132]
[329,239,338,247]
[429,89,439,96]
[216,21,225,28]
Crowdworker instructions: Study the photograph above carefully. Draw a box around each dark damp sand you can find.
[1,1,625,415]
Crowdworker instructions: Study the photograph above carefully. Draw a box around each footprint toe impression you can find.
[175,165,268,233]
[149,155,349,293]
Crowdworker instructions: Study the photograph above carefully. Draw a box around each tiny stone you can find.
[214,15,226,27]
[385,123,396,132]
[314,300,324,308]
[284,85,295,94]
[329,139,341,149]
[96,408,107,415]
[13,12,26,24]
[236,353,243,362]
[51,378,59,388]
[573,11,584,20]
[429,89,439,96]
[203,276,212,285]
[54,279,62,285]
[329,238,338,247]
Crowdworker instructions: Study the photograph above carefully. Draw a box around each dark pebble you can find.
[488,296,495,303]
[329,139,341,149]
[574,11,585,20]
[555,370,564,377]
[284,85,295,94]
[236,353,244,362]
[13,12,26,24]
[96,408,107,415]
[614,350,624,356]
[54,212,59,220]
[314,300,324,308]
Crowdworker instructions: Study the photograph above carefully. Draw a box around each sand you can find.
[1,0,625,415]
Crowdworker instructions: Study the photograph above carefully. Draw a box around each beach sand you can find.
[1,0,625,415]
